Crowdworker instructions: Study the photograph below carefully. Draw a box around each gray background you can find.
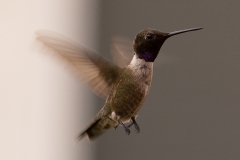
[90,1,240,160]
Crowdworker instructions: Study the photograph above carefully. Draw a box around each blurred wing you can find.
[36,30,122,98]
[111,36,133,68]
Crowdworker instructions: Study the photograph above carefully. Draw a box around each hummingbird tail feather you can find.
[76,119,106,141]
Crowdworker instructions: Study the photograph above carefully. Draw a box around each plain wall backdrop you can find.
[0,1,99,160]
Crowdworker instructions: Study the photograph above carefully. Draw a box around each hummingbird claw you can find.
[125,127,131,135]
[134,123,140,133]
[129,117,140,133]
[118,120,131,135]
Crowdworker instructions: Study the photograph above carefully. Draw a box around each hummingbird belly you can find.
[107,56,153,122]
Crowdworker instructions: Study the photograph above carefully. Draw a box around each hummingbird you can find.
[36,27,202,141]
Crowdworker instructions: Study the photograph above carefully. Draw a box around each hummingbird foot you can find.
[127,117,140,133]
[118,120,130,135]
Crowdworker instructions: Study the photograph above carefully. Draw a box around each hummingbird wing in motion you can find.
[110,36,133,67]
[36,30,122,98]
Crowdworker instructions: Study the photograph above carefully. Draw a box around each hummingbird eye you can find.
[146,34,154,40]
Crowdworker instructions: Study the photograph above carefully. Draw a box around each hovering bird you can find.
[36,27,202,141]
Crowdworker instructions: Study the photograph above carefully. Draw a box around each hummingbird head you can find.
[133,27,202,62]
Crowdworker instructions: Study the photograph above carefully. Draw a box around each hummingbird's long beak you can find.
[166,27,203,37]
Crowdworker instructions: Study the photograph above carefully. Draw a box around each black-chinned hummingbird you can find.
[36,27,202,141]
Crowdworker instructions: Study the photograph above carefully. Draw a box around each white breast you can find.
[128,54,153,95]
